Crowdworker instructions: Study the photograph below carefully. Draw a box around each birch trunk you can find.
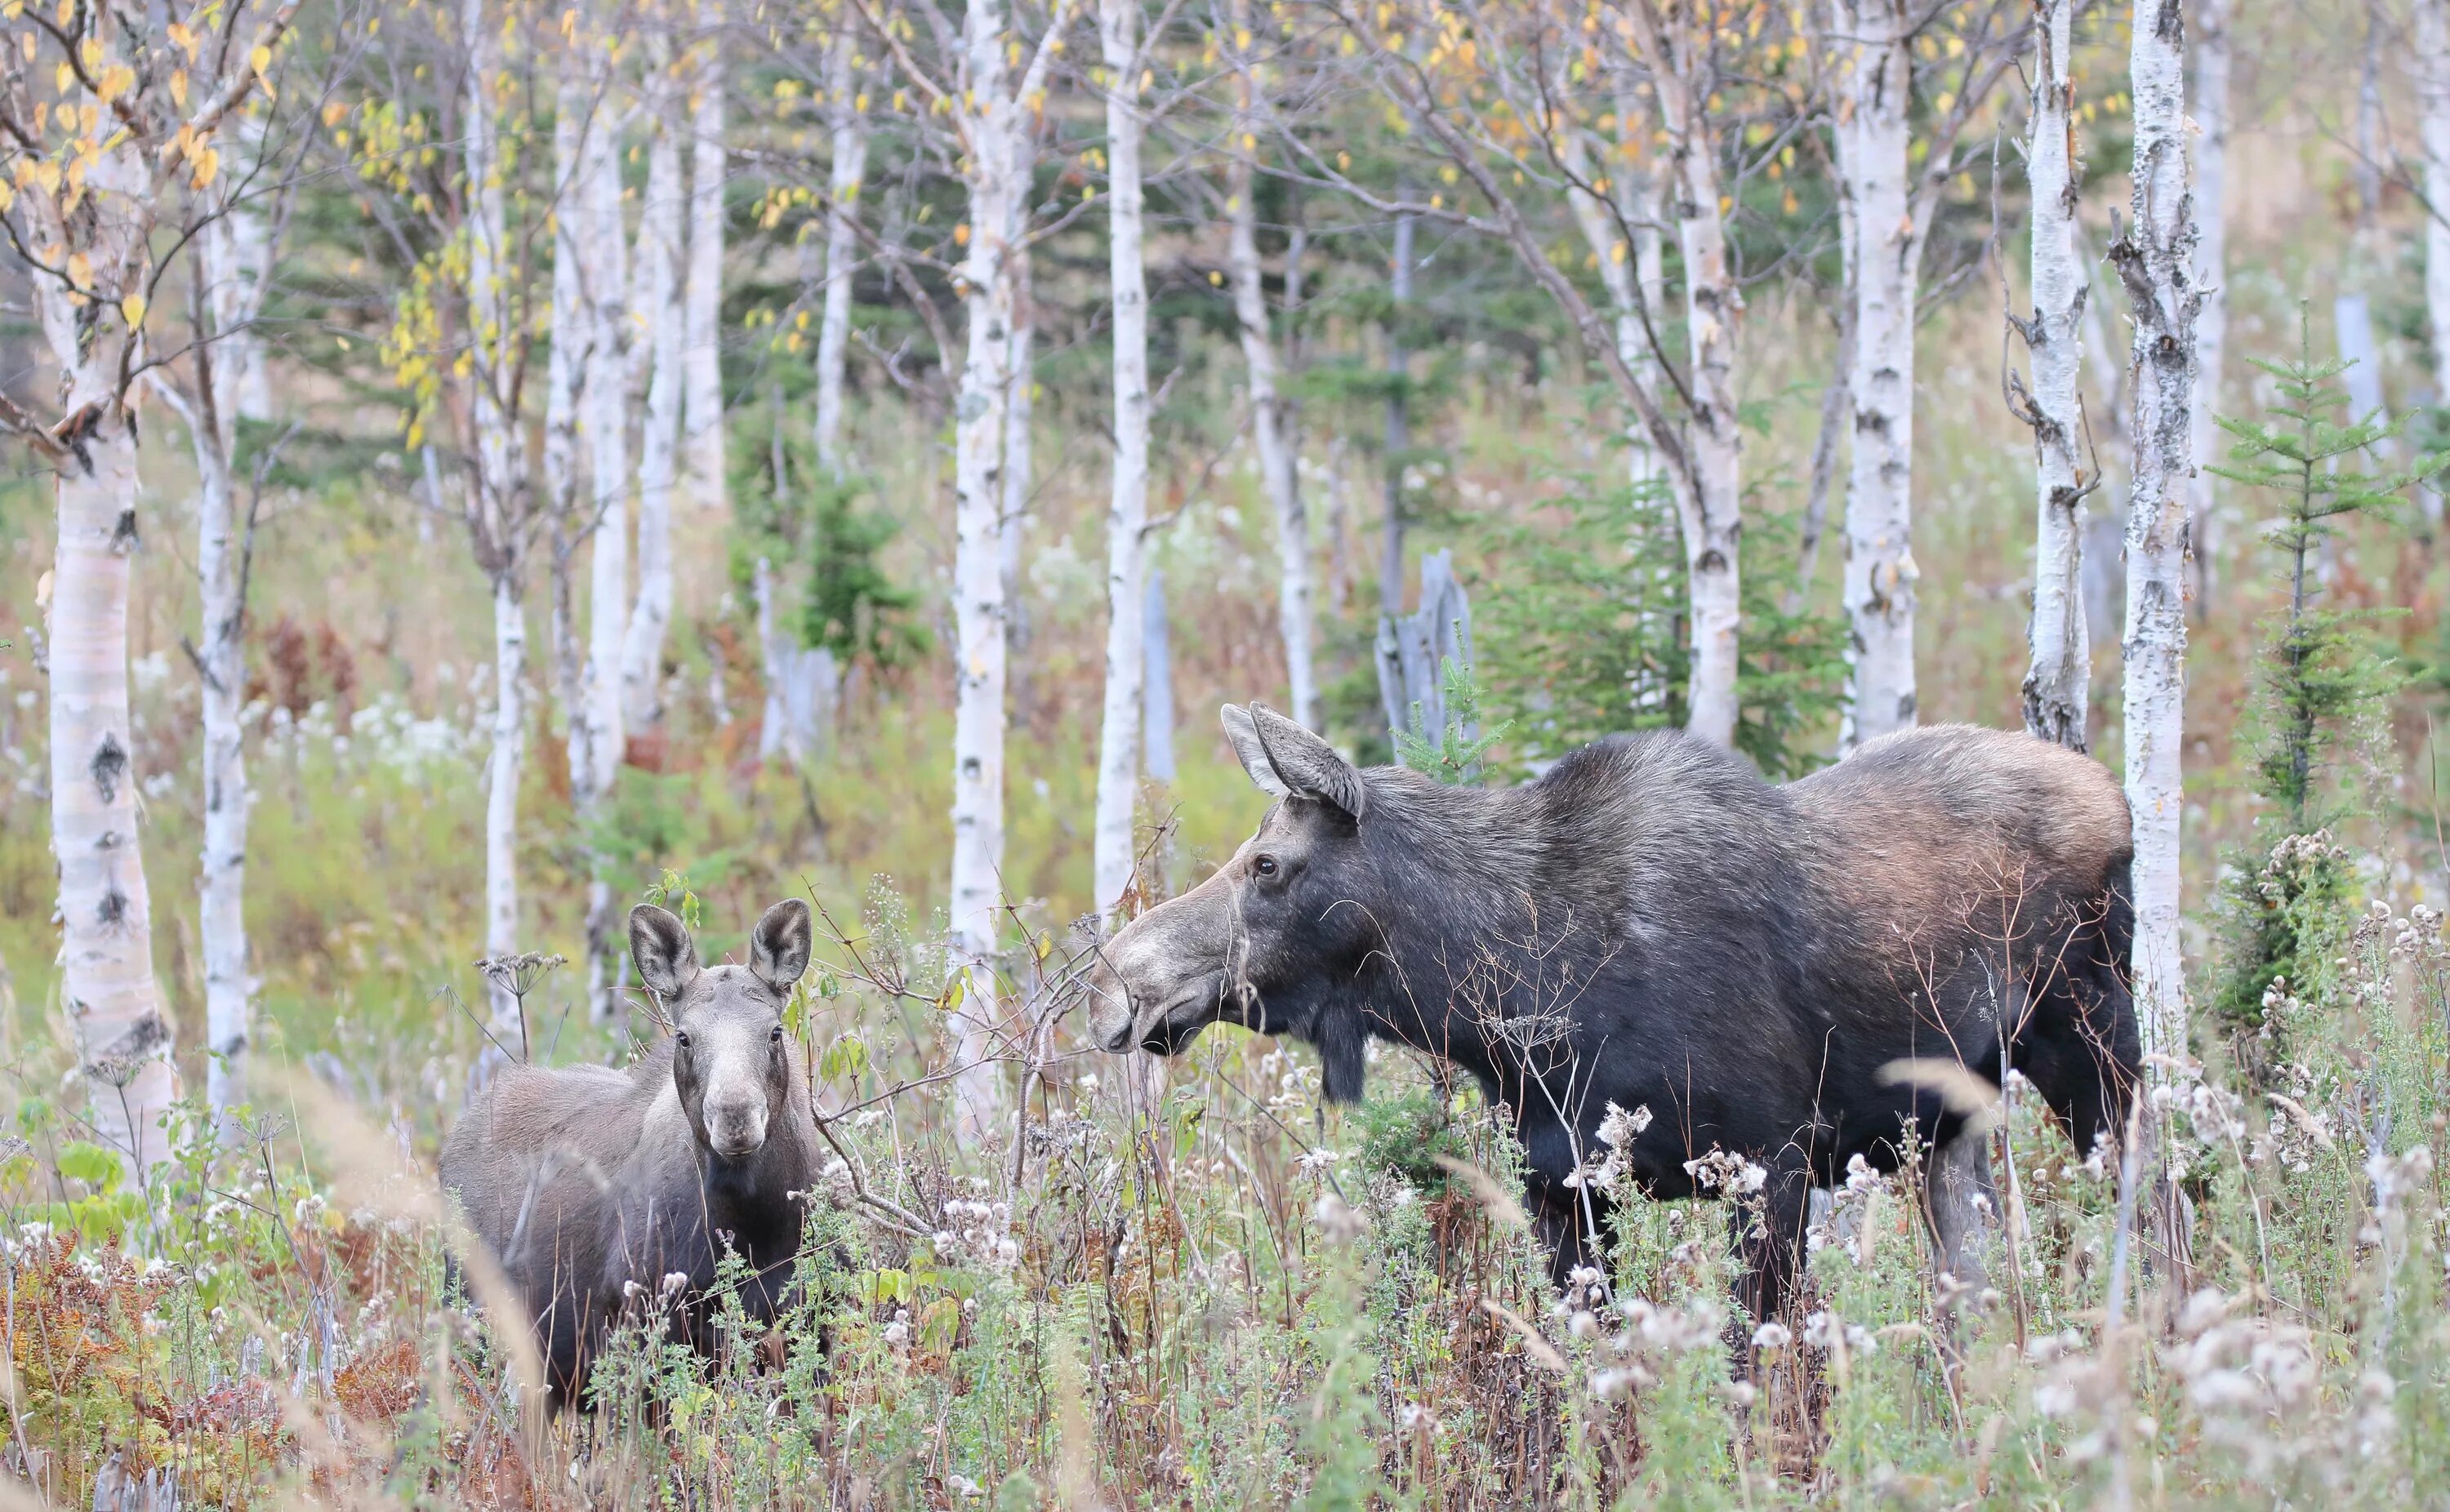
[461,0,529,1052]
[1659,44,1744,748]
[2018,0,2090,751]
[947,0,1028,1132]
[49,414,179,1174]
[2112,0,2201,1066]
[1833,0,1920,751]
[682,15,728,514]
[2425,0,2450,442]
[483,576,529,1047]
[1227,3,1318,730]
[623,60,686,734]
[1560,105,1672,713]
[815,27,866,473]
[1380,209,1413,627]
[195,375,252,1115]
[1093,0,1150,921]
[220,112,275,425]
[1001,259,1035,724]
[577,42,631,1025]
[2189,0,2230,599]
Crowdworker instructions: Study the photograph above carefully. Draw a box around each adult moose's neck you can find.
[1340,772,1574,1100]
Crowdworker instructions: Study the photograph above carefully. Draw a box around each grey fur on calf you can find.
[440,900,822,1406]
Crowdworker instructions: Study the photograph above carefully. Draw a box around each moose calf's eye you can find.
[769,1025,785,1044]
[1254,855,1279,878]
[675,1031,693,1051]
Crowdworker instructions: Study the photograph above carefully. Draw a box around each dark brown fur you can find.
[440,901,821,1405]
[1089,709,2140,1321]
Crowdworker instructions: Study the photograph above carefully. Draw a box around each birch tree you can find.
[2417,0,2450,446]
[862,0,1067,1131]
[160,127,305,1115]
[814,22,867,470]
[622,33,687,733]
[0,0,296,1171]
[683,2,728,514]
[364,0,561,1050]
[1331,0,1772,747]
[1224,0,1317,730]
[1092,0,1150,921]
[2189,0,2228,596]
[2109,0,2202,1064]
[1827,0,2020,751]
[2013,0,2091,751]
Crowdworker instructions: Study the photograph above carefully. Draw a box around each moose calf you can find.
[440,900,822,1405]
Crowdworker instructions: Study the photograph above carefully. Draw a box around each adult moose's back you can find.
[1086,705,2139,1323]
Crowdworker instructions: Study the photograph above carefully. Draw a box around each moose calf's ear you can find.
[1249,703,1368,823]
[630,905,701,1005]
[750,899,814,995]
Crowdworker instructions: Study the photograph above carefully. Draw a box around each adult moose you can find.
[1088,705,2138,1323]
[442,900,822,1406]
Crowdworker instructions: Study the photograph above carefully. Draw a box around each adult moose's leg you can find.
[1529,1175,1614,1301]
[1924,1132,1998,1310]
[1732,1154,1815,1329]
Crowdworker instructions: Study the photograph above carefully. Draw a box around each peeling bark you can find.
[1832,0,1922,750]
[2017,0,2091,752]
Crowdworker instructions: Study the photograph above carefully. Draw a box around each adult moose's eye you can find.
[675,1030,693,1051]
[769,1024,785,1044]
[1253,855,1279,878]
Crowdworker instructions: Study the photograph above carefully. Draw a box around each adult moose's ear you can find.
[630,905,702,1006]
[1247,703,1368,823]
[1220,704,1294,798]
[749,899,813,995]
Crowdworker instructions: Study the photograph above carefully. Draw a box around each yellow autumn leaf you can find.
[96,64,132,104]
[250,44,271,75]
[54,62,74,95]
[171,70,188,109]
[189,146,218,189]
[0,180,13,212]
[65,251,91,287]
[118,293,145,327]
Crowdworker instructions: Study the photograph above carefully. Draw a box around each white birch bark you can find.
[194,350,253,1114]
[483,576,530,1050]
[216,111,275,425]
[682,11,728,514]
[1094,0,1150,920]
[1227,1,1318,731]
[2112,0,2201,1066]
[1833,0,1920,751]
[947,0,1048,1132]
[2189,0,2231,595]
[2018,0,2091,751]
[2425,0,2450,432]
[465,0,530,1047]
[622,52,686,734]
[1654,36,1744,747]
[1000,260,1035,697]
[815,26,867,473]
[1559,99,1672,713]
[577,38,631,1025]
[47,412,178,1173]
